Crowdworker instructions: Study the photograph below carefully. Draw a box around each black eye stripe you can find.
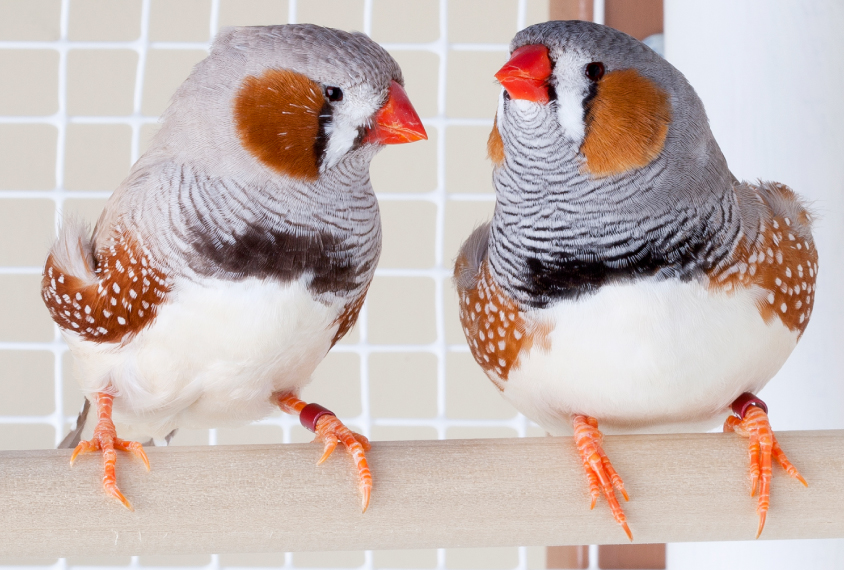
[585,62,605,82]
[325,86,343,102]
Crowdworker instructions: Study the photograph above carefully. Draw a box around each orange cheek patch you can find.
[580,69,671,178]
[487,114,505,167]
[234,68,325,181]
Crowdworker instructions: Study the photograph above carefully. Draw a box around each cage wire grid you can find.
[0,0,559,568]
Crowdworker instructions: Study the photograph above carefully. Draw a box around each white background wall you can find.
[665,1,844,567]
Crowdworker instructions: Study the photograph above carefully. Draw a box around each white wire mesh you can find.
[0,0,546,568]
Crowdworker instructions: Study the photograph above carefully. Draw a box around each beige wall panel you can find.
[446,546,520,569]
[296,0,364,31]
[443,280,468,345]
[0,351,54,416]
[66,50,138,116]
[0,275,55,342]
[447,51,506,118]
[0,199,54,266]
[367,276,436,345]
[0,559,57,567]
[217,552,287,567]
[526,545,546,569]
[379,200,436,268]
[443,199,495,264]
[0,0,61,41]
[369,352,437,418]
[216,424,284,446]
[148,0,212,42]
[0,124,57,190]
[374,548,437,568]
[66,556,132,566]
[0,423,54,450]
[64,124,132,190]
[446,126,496,194]
[292,550,365,568]
[168,428,210,446]
[445,426,518,439]
[68,0,141,41]
[448,0,518,43]
[301,351,362,417]
[142,49,208,117]
[0,51,58,116]
[138,123,160,156]
[390,50,439,118]
[138,554,211,567]
[370,0,439,44]
[525,0,551,27]
[446,352,518,420]
[370,425,438,441]
[62,351,80,416]
[289,423,318,443]
[218,0,289,28]
[61,198,109,228]
[370,130,437,194]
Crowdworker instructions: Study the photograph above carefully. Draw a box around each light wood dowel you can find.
[1,431,842,557]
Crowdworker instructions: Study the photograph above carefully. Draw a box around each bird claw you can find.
[70,421,149,511]
[313,414,372,513]
[724,406,806,538]
[572,415,632,541]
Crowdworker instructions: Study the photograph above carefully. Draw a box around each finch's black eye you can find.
[585,62,605,82]
[325,86,343,102]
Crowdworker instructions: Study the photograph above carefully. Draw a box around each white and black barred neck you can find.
[486,20,745,309]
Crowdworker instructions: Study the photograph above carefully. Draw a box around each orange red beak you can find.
[364,81,427,145]
[495,44,553,104]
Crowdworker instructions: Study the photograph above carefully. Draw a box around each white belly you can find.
[64,276,341,439]
[501,279,798,435]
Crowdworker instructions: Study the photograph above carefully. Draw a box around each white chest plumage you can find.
[64,276,342,440]
[500,279,799,436]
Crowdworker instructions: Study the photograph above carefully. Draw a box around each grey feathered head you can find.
[147,24,422,181]
[486,21,743,307]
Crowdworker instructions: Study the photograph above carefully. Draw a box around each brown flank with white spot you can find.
[42,230,169,344]
[455,256,549,386]
[580,68,671,178]
[709,184,818,337]
[234,69,326,181]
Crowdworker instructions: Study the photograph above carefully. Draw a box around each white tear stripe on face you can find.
[320,85,381,172]
[552,50,593,145]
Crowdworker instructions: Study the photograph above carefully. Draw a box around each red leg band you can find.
[299,403,336,433]
[732,392,768,419]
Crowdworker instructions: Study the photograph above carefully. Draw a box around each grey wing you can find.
[453,222,491,292]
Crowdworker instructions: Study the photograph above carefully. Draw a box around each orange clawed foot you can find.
[572,414,632,541]
[724,396,807,538]
[69,392,150,511]
[276,394,372,512]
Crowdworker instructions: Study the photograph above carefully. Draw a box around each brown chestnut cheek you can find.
[234,68,325,181]
[580,69,671,178]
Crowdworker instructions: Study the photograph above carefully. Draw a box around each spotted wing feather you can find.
[42,221,169,344]
[710,181,818,337]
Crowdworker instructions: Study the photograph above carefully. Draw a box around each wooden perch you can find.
[1,431,842,557]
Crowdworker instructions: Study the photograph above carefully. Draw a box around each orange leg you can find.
[276,394,372,512]
[724,404,807,538]
[69,392,150,511]
[572,415,632,541]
